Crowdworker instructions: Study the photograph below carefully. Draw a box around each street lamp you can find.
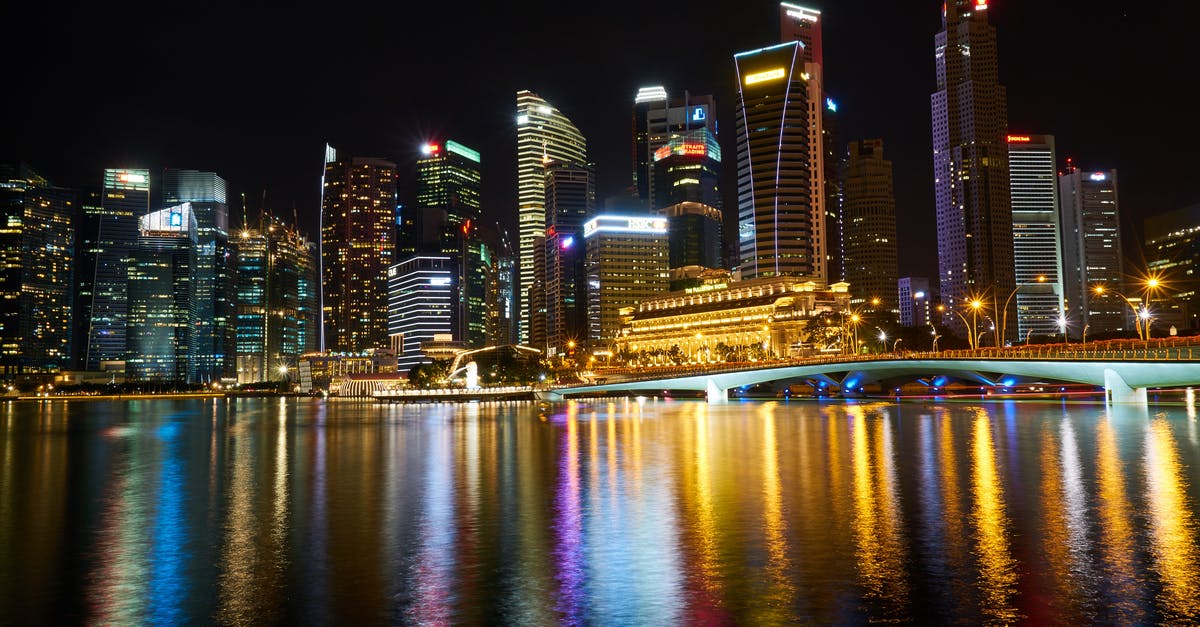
[893,338,904,352]
[929,324,941,353]
[876,328,887,353]
[999,276,1046,348]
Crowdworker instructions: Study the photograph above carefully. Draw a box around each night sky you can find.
[7,1,1196,280]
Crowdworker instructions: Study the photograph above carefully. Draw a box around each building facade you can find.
[733,41,816,280]
[1007,134,1066,340]
[840,139,898,310]
[931,0,1015,340]
[1145,204,1200,332]
[631,87,717,211]
[516,90,587,344]
[0,162,76,375]
[320,154,396,353]
[387,256,454,374]
[1060,167,1127,336]
[898,277,933,328]
[84,168,149,370]
[125,204,192,381]
[584,215,670,345]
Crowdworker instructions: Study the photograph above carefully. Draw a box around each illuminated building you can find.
[780,3,837,284]
[234,214,319,384]
[1007,134,1066,338]
[584,215,669,344]
[163,168,234,382]
[733,41,818,280]
[516,90,587,344]
[527,234,547,351]
[297,349,397,394]
[387,255,453,374]
[1145,204,1200,331]
[320,153,396,353]
[631,87,717,210]
[651,130,724,274]
[898,277,933,327]
[543,163,595,354]
[84,168,148,371]
[662,202,723,278]
[932,0,1015,339]
[126,204,191,381]
[614,277,850,361]
[1060,166,1125,335]
[0,162,76,375]
[841,139,898,310]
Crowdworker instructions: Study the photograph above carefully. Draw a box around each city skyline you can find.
[6,1,1195,282]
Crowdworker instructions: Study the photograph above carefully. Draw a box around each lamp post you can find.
[930,325,941,353]
[1093,284,1144,340]
[893,338,904,353]
[999,276,1046,348]
[876,328,887,353]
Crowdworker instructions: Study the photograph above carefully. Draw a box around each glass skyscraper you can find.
[1007,134,1066,339]
[388,256,454,374]
[85,168,149,370]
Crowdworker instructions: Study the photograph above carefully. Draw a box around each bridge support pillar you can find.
[1104,368,1147,405]
[536,390,564,402]
[706,379,728,403]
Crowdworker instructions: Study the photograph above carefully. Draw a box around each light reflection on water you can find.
[2,397,1200,624]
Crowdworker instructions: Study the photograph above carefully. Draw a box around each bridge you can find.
[545,338,1200,404]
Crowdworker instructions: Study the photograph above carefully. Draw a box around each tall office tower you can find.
[663,202,723,273]
[898,277,933,327]
[631,87,718,210]
[1007,134,1066,339]
[584,215,669,344]
[72,189,101,369]
[779,2,832,285]
[822,97,844,282]
[841,139,898,310]
[235,214,318,384]
[733,41,815,281]
[527,234,548,351]
[320,155,396,353]
[86,168,150,370]
[516,90,587,344]
[0,162,76,375]
[931,0,1014,340]
[163,168,234,382]
[1060,166,1126,336]
[126,204,192,381]
[387,256,453,374]
[495,242,516,346]
[1145,204,1200,332]
[543,163,595,353]
[411,140,492,346]
[652,129,722,210]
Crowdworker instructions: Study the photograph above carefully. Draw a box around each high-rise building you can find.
[650,128,723,276]
[1007,134,1066,340]
[780,3,834,284]
[584,214,669,344]
[840,139,898,310]
[387,256,454,374]
[235,214,319,384]
[85,168,149,370]
[543,163,595,354]
[163,168,234,382]
[1060,166,1126,336]
[516,90,587,344]
[320,154,396,353]
[931,0,1015,340]
[0,162,76,375]
[631,87,717,210]
[126,204,191,381]
[898,277,933,328]
[733,41,815,280]
[1145,204,1200,332]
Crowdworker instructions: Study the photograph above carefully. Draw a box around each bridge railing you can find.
[587,337,1200,386]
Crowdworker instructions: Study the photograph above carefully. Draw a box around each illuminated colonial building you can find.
[320,152,396,353]
[583,214,670,344]
[516,90,587,344]
[931,0,1015,339]
[0,162,76,375]
[614,277,850,362]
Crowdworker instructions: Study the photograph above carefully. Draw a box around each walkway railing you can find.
[589,337,1200,386]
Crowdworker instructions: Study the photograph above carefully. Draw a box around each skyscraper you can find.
[1007,134,1066,339]
[584,214,669,344]
[387,255,454,374]
[1060,166,1125,336]
[0,162,76,375]
[631,87,717,210]
[841,139,898,310]
[780,3,833,284]
[543,163,595,353]
[931,0,1015,340]
[85,168,149,370]
[516,90,587,344]
[321,154,396,353]
[126,204,191,381]
[733,40,814,280]
[1145,204,1200,332]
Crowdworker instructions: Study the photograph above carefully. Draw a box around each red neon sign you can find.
[1006,135,1031,143]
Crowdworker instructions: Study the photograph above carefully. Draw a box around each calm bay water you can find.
[2,397,1200,625]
